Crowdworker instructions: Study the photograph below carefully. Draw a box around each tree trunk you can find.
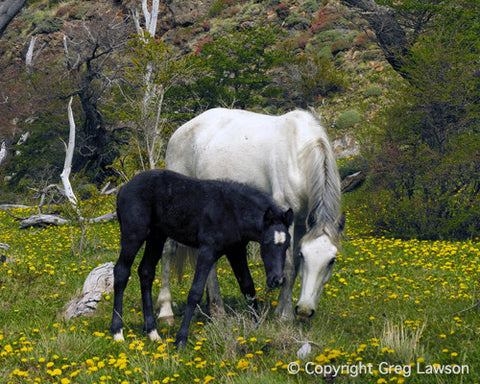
[341,0,410,78]
[77,88,107,170]
[0,0,26,37]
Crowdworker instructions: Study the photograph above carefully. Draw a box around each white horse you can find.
[156,108,344,323]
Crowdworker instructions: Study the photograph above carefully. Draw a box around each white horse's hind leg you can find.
[206,263,226,318]
[156,239,175,325]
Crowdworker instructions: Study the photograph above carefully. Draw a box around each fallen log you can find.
[89,211,117,224]
[18,212,117,229]
[19,214,70,228]
[0,204,31,210]
[341,171,365,193]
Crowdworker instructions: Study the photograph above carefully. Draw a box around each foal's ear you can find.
[263,207,276,227]
[283,208,294,227]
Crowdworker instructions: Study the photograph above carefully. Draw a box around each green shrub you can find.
[284,15,310,30]
[316,30,344,43]
[317,45,333,60]
[35,17,63,34]
[208,1,228,18]
[335,110,362,130]
[364,85,383,97]
[291,52,346,105]
[331,39,350,55]
[302,0,319,14]
[69,4,91,20]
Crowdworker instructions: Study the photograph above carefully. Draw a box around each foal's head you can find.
[260,207,294,289]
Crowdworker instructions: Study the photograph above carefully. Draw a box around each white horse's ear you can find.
[283,208,294,227]
[307,209,317,230]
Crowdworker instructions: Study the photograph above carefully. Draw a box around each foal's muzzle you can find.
[268,275,284,290]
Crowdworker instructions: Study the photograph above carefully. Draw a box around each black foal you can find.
[110,170,293,348]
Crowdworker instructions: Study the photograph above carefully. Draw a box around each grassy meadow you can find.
[0,195,479,384]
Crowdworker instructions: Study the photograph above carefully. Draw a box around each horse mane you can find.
[299,112,341,243]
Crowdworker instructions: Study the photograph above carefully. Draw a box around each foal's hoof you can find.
[174,338,187,350]
[113,331,125,342]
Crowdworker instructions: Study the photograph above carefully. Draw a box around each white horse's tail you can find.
[173,243,198,282]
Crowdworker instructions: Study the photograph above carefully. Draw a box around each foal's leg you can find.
[111,235,145,342]
[175,246,217,349]
[205,262,226,318]
[138,234,166,341]
[157,238,176,325]
[226,242,258,312]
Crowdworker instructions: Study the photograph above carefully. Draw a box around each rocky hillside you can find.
[0,0,400,191]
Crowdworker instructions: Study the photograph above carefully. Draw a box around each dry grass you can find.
[380,318,426,363]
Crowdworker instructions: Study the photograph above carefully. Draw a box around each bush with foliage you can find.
[3,112,68,195]
[335,110,362,130]
[360,5,480,240]
[191,26,285,109]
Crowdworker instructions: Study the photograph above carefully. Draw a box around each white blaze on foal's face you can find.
[274,230,287,245]
[296,234,338,320]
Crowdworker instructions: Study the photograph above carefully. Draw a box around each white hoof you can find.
[113,331,125,342]
[148,329,162,342]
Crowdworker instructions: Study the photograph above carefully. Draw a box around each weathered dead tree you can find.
[10,98,117,229]
[61,97,78,207]
[341,0,409,77]
[19,214,70,229]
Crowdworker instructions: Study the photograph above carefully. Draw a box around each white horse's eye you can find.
[328,257,336,267]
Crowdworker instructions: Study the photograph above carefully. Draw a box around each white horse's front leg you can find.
[275,224,297,321]
[156,239,175,325]
[275,222,304,321]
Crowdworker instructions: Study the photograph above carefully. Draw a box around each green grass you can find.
[1,202,479,383]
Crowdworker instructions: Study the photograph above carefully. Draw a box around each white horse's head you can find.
[295,214,345,322]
